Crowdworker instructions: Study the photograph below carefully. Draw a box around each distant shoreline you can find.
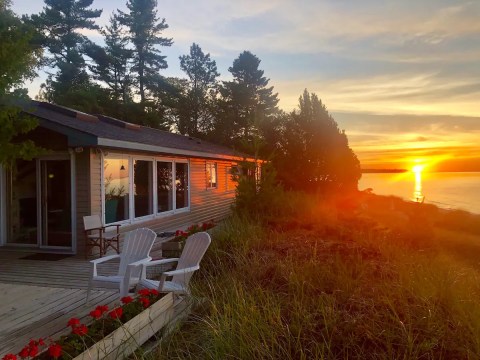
[362,169,407,173]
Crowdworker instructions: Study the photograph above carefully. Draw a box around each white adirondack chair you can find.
[138,232,211,295]
[86,227,157,302]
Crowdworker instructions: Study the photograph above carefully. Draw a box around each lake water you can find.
[359,172,480,214]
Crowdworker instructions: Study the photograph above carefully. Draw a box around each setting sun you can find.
[412,164,424,174]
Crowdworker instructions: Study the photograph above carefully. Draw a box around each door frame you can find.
[0,152,76,253]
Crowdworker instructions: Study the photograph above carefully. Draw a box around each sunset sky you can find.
[12,0,480,172]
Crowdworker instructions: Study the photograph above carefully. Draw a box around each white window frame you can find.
[206,162,218,189]
[102,153,191,225]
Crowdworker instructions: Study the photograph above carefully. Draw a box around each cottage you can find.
[0,101,253,256]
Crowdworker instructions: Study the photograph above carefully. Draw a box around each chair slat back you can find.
[83,215,102,231]
[118,228,157,277]
[173,232,211,285]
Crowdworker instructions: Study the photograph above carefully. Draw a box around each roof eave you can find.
[97,138,256,162]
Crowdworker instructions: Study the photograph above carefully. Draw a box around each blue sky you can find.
[11,0,480,170]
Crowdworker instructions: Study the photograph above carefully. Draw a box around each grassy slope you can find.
[153,193,480,360]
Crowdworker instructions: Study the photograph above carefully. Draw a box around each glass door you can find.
[6,158,73,250]
[40,159,72,248]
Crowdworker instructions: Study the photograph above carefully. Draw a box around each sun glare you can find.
[412,164,424,174]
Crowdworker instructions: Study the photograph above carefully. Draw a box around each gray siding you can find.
[82,151,237,257]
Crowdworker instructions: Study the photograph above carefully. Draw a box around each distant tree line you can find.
[1,0,361,192]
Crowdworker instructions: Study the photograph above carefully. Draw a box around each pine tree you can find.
[118,0,173,103]
[177,43,219,136]
[0,0,43,166]
[276,90,361,192]
[31,0,102,103]
[218,51,279,148]
[85,13,133,114]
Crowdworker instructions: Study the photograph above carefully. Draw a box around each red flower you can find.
[48,344,62,359]
[149,289,159,296]
[18,347,29,359]
[121,296,133,304]
[138,288,151,296]
[38,338,45,346]
[139,297,150,308]
[96,305,109,314]
[28,345,39,358]
[175,230,181,236]
[72,324,88,336]
[90,309,102,319]
[2,354,17,360]
[67,317,80,328]
[109,307,123,319]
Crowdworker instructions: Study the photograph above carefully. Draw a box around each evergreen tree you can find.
[31,0,102,103]
[177,43,219,136]
[85,13,133,117]
[0,0,43,166]
[218,51,279,149]
[276,90,361,192]
[118,0,173,103]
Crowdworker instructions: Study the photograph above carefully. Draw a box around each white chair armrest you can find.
[90,254,121,277]
[90,254,121,264]
[140,258,179,279]
[127,256,153,268]
[143,258,179,267]
[163,265,200,277]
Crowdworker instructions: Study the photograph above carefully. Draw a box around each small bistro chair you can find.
[137,232,211,296]
[83,215,120,258]
[86,227,157,302]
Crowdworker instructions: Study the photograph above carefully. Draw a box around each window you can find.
[104,156,130,223]
[176,162,189,208]
[134,160,153,218]
[157,161,173,213]
[206,162,217,189]
[103,155,190,224]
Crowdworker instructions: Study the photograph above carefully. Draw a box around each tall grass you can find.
[153,193,480,359]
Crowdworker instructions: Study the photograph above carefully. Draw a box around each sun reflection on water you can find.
[412,165,425,203]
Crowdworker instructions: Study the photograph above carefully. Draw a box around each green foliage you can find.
[118,0,173,103]
[0,2,43,166]
[85,13,133,109]
[30,0,102,103]
[233,160,283,218]
[216,51,279,151]
[177,43,219,136]
[275,89,361,192]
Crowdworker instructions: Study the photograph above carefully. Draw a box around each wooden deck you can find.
[0,245,165,357]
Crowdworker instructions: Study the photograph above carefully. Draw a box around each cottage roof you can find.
[23,101,251,161]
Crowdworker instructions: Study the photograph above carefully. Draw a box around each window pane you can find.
[7,159,38,244]
[134,160,153,218]
[157,161,173,213]
[176,163,189,209]
[211,164,217,187]
[104,157,129,223]
[206,163,217,188]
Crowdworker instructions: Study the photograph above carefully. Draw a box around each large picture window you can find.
[103,155,189,224]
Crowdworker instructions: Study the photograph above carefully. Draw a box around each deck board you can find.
[0,247,164,357]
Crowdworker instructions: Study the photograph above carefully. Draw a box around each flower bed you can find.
[2,290,175,360]
[162,220,215,257]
